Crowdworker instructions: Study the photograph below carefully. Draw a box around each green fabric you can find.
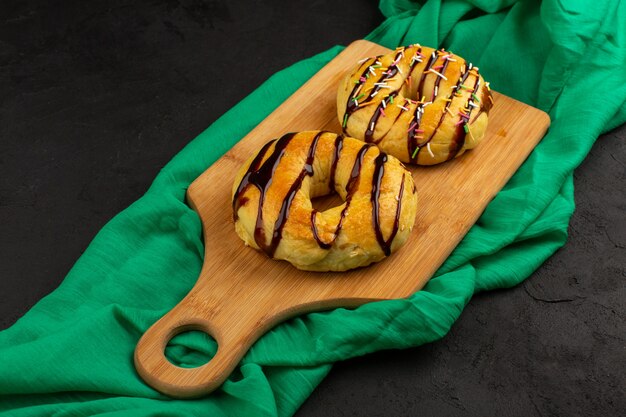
[1,0,624,415]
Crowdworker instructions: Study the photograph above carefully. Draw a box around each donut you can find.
[337,44,494,165]
[232,131,418,271]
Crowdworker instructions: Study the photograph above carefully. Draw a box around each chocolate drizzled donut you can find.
[338,45,494,165]
[232,131,418,271]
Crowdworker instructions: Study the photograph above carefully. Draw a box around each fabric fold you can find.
[1,1,625,416]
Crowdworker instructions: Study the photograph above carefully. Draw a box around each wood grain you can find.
[134,40,550,398]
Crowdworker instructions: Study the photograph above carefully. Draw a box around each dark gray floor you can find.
[1,1,624,416]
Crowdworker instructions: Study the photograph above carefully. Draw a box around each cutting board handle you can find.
[133,294,257,398]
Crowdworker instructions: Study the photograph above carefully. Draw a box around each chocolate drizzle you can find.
[407,46,424,77]
[264,131,323,257]
[236,132,407,259]
[371,154,405,256]
[416,50,439,98]
[328,134,344,190]
[311,135,346,249]
[432,57,450,101]
[410,62,473,162]
[344,49,405,132]
[232,139,276,220]
[310,211,330,249]
[407,101,429,163]
[449,69,481,160]
[360,47,431,145]
[404,49,447,162]
[311,143,373,250]
[236,134,400,258]
[232,132,296,257]
[343,57,379,131]
[364,92,398,143]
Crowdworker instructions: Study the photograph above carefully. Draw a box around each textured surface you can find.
[1,0,624,416]
[337,45,493,165]
[298,128,626,416]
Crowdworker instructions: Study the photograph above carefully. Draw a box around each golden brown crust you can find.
[232,131,418,271]
[338,45,494,165]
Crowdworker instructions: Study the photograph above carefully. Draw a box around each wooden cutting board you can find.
[134,40,550,398]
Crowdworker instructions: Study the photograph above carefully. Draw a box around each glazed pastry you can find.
[232,131,418,271]
[338,44,494,165]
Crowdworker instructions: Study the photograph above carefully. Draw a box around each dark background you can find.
[1,1,624,416]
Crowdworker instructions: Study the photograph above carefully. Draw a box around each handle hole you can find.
[164,330,218,369]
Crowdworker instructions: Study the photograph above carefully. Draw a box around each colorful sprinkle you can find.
[466,124,475,141]
[427,142,435,157]
[342,114,348,128]
[357,101,378,108]
[429,69,448,80]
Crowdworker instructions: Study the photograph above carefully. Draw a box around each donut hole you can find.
[399,80,421,103]
[311,192,344,212]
